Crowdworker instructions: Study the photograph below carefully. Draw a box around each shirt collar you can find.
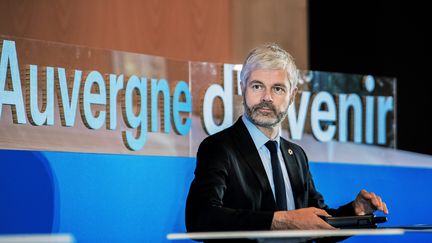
[241,115,280,150]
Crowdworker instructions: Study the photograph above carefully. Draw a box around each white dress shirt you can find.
[242,116,296,210]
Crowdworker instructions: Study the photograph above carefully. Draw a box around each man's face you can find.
[243,69,296,128]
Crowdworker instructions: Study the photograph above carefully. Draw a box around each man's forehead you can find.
[249,69,290,83]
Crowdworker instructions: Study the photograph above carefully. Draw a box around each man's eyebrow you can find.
[248,80,264,85]
[273,83,288,88]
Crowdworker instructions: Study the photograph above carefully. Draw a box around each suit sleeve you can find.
[185,137,274,232]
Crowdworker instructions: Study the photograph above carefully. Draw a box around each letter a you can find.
[0,40,26,124]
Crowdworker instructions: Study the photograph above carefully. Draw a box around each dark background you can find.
[309,1,431,155]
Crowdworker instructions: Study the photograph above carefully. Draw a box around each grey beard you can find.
[244,100,287,128]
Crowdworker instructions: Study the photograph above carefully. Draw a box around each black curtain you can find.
[308,0,431,155]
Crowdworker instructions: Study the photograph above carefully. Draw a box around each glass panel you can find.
[1,35,396,160]
[0,35,190,156]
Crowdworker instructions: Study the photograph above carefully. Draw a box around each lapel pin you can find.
[288,149,293,155]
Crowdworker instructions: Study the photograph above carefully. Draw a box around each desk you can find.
[0,234,74,243]
[167,229,404,242]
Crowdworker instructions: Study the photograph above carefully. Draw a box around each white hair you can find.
[240,43,299,91]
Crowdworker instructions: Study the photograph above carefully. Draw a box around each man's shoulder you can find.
[200,123,237,147]
[196,124,242,161]
[197,119,252,158]
[281,137,301,148]
[280,137,307,157]
[201,118,245,144]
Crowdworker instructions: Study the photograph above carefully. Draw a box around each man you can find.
[186,43,388,234]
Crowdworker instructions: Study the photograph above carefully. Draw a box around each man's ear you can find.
[289,87,298,105]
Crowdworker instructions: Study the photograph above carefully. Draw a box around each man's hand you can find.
[271,207,335,230]
[353,189,389,215]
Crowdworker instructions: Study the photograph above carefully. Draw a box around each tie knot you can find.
[265,140,278,154]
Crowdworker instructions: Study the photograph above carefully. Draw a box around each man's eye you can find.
[251,84,263,91]
[273,86,286,94]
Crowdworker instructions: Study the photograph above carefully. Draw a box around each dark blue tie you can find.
[265,140,287,211]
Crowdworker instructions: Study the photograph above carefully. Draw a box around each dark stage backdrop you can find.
[309,0,431,155]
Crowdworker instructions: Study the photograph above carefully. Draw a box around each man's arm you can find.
[271,208,335,230]
[294,144,357,217]
[267,143,355,230]
[185,137,274,232]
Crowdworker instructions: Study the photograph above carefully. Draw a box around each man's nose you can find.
[262,89,273,102]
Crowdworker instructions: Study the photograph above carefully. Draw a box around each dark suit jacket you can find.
[186,117,355,234]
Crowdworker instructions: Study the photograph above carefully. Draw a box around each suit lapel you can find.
[231,118,273,195]
[280,139,304,209]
